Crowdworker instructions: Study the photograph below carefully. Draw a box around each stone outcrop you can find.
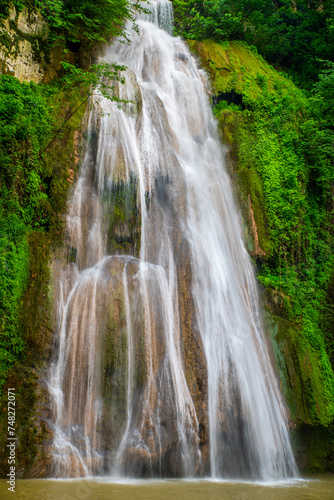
[0,6,47,82]
[0,5,65,83]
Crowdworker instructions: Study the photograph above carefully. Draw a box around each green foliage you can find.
[173,0,244,41]
[0,75,55,388]
[0,0,147,47]
[313,60,334,130]
[174,0,334,89]
[240,86,334,425]
[243,0,334,89]
[0,0,26,18]
[0,213,29,380]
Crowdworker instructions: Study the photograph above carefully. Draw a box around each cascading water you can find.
[48,0,298,480]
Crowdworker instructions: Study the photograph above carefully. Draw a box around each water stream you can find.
[48,0,298,480]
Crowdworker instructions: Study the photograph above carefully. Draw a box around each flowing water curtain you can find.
[48,0,298,479]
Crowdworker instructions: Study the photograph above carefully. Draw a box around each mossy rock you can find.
[189,40,290,101]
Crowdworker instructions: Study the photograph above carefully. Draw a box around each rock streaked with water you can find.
[48,0,298,480]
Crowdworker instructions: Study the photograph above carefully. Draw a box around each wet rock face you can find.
[104,175,141,258]
[178,237,209,473]
[46,52,208,476]
[50,251,206,477]
[47,2,297,480]
[0,7,47,82]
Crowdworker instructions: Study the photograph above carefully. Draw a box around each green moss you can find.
[190,40,288,101]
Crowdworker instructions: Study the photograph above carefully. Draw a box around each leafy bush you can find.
[0,75,55,387]
[173,0,244,41]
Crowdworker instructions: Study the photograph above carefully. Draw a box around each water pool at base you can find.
[1,476,334,500]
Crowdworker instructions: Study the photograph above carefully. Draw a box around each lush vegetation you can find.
[0,0,143,47]
[237,79,334,425]
[173,0,334,89]
[0,76,54,387]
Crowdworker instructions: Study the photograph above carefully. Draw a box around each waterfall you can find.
[48,0,298,480]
